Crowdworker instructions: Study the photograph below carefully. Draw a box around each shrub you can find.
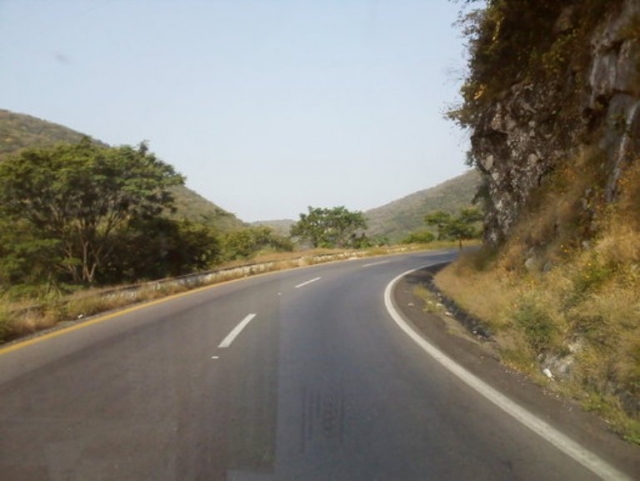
[401,231,435,244]
[514,297,558,354]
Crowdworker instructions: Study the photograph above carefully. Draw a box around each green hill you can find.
[0,109,94,154]
[364,170,481,242]
[0,109,244,230]
[250,171,481,243]
[250,219,295,236]
[170,185,244,230]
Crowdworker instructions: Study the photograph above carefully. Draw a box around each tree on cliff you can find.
[0,138,184,284]
[449,0,617,132]
[290,206,368,248]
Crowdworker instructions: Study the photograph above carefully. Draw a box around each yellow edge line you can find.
[0,247,445,357]
[0,273,255,356]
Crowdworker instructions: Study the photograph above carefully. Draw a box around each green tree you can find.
[221,229,258,261]
[290,206,368,248]
[221,226,294,261]
[0,216,61,294]
[102,218,220,283]
[0,138,183,285]
[424,211,453,238]
[425,208,483,249]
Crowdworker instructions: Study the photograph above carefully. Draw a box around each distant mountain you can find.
[365,170,481,242]
[0,109,245,230]
[250,219,296,236]
[251,171,481,243]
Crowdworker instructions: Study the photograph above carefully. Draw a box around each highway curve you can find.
[0,250,637,480]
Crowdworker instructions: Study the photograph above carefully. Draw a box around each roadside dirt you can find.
[394,266,640,478]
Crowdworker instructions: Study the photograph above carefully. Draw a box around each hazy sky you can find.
[0,0,472,222]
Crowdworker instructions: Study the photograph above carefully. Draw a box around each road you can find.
[0,250,637,480]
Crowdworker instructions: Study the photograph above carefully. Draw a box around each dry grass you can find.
[0,296,56,338]
[434,158,640,443]
[436,248,514,330]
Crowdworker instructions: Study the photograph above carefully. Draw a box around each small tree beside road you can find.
[425,208,483,249]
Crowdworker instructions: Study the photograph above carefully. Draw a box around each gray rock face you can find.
[472,0,640,245]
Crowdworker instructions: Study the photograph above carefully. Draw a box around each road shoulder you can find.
[393,266,640,478]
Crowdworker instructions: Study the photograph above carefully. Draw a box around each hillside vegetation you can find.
[0,109,244,230]
[0,110,302,298]
[250,219,295,237]
[442,0,640,442]
[252,172,481,243]
[0,109,89,154]
[0,107,473,344]
[364,170,481,242]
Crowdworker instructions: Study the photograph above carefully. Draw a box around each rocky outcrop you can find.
[472,0,640,245]
[591,0,640,200]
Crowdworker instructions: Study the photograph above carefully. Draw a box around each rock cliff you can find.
[463,0,640,246]
[444,1,640,437]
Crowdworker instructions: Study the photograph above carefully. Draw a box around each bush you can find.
[221,226,293,261]
[514,297,558,354]
[401,231,435,244]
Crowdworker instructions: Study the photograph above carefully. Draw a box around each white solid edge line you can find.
[218,313,257,348]
[295,277,321,289]
[384,266,631,481]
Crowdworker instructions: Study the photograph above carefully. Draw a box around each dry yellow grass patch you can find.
[434,157,640,442]
[436,248,515,331]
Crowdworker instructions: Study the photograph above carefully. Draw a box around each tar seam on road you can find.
[384,266,632,481]
[295,277,321,289]
[218,313,257,348]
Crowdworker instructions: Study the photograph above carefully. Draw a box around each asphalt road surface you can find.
[0,250,637,480]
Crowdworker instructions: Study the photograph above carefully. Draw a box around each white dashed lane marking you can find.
[295,277,321,289]
[218,314,257,348]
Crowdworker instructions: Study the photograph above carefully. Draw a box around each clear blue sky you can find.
[0,0,471,222]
